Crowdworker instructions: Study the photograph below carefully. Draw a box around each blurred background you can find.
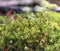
[0,0,60,14]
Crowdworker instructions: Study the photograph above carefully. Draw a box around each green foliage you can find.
[0,10,60,51]
[40,0,57,8]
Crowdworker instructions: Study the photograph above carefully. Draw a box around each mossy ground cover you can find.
[0,10,60,51]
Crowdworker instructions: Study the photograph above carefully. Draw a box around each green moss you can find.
[0,10,60,51]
